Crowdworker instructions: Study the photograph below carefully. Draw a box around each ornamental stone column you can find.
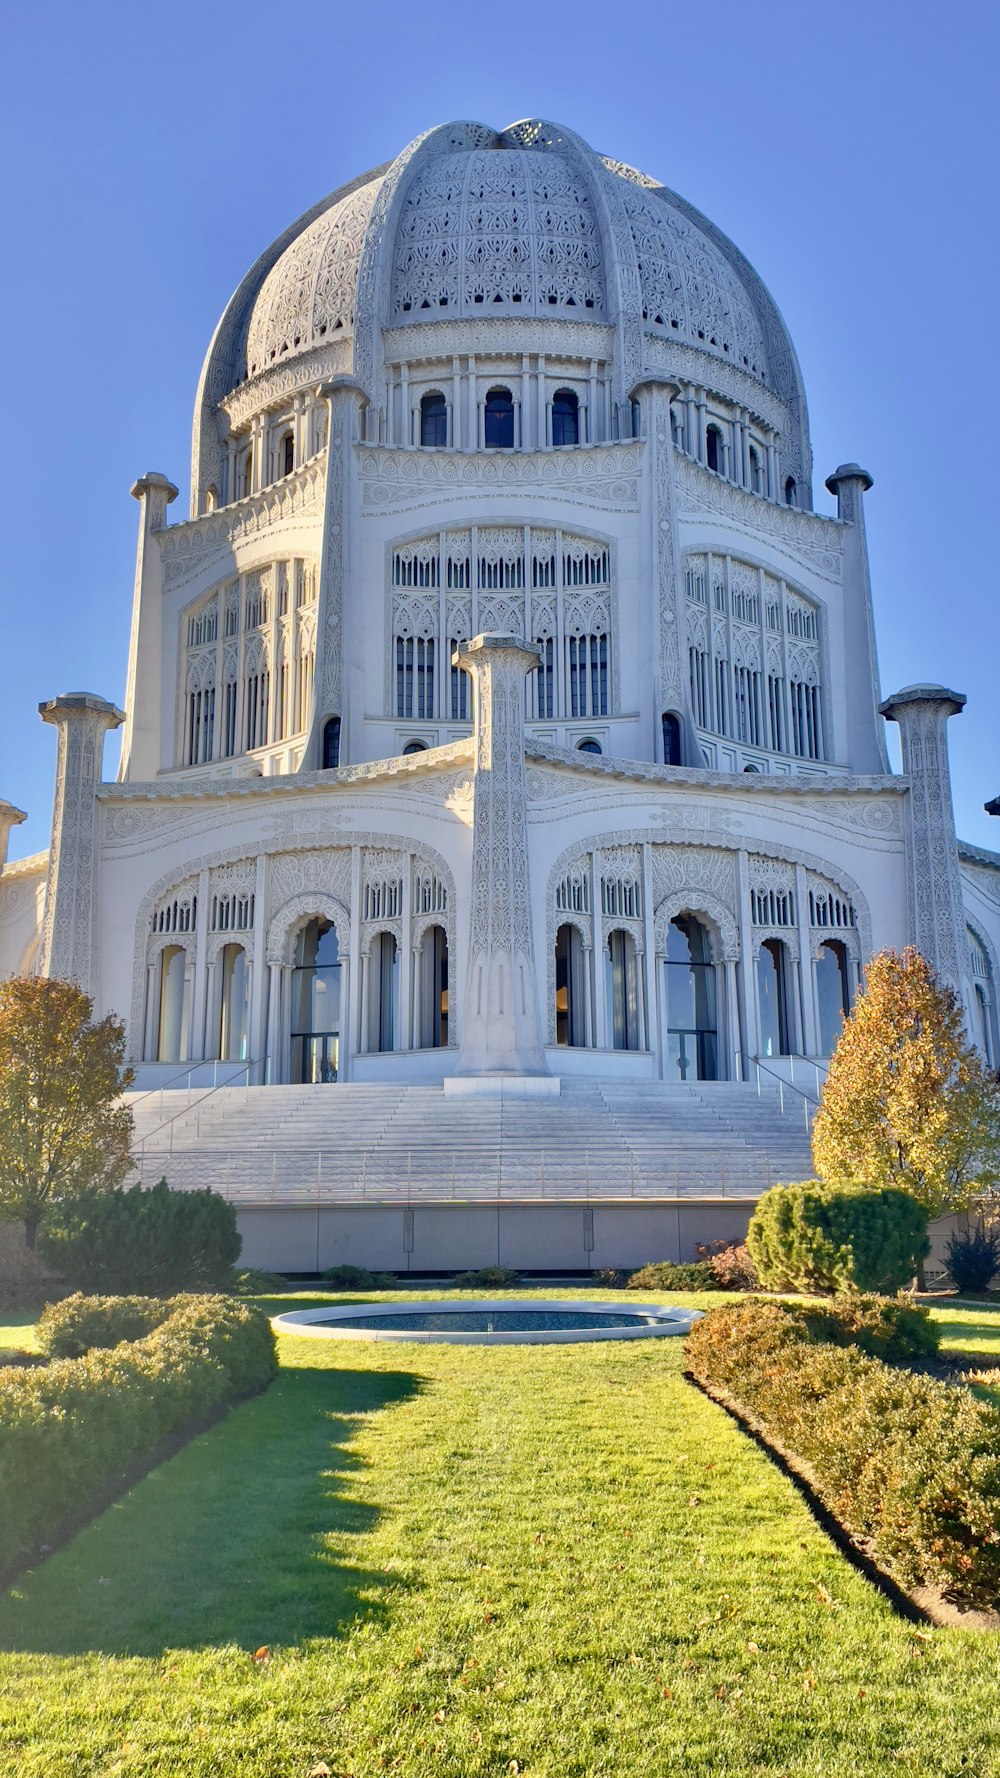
[38,693,125,993]
[0,801,26,870]
[880,684,967,996]
[825,465,889,773]
[454,635,548,1078]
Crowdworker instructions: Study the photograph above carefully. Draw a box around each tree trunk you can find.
[23,1212,40,1253]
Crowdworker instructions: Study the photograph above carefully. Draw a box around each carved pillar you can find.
[0,801,26,870]
[880,685,968,997]
[38,693,125,993]
[119,472,177,782]
[454,634,547,1076]
[825,465,889,773]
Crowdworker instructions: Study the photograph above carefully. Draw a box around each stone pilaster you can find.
[0,802,26,870]
[825,464,889,773]
[455,635,547,1076]
[119,472,177,782]
[38,694,125,992]
[880,684,967,994]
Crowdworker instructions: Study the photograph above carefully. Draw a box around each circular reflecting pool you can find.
[272,1299,702,1345]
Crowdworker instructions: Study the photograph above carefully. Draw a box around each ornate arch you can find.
[266,892,350,965]
[654,890,739,962]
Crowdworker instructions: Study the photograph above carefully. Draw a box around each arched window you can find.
[239,449,253,499]
[156,945,190,1063]
[748,445,762,494]
[291,919,341,1083]
[661,712,682,766]
[555,923,589,1047]
[606,929,642,1050]
[577,737,602,755]
[969,929,996,1065]
[282,432,295,477]
[369,932,399,1052]
[743,762,761,773]
[552,388,579,447]
[205,486,218,514]
[420,391,448,448]
[665,915,718,1080]
[757,938,791,1057]
[396,636,435,719]
[403,739,428,755]
[484,387,515,448]
[322,717,341,770]
[418,925,449,1048]
[219,944,250,1062]
[706,425,723,474]
[784,476,798,508]
[816,940,850,1056]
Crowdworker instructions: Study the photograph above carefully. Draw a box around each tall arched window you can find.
[291,919,341,1083]
[418,925,449,1048]
[157,945,190,1063]
[420,391,448,447]
[396,636,435,718]
[969,929,996,1065]
[748,445,762,493]
[484,387,515,448]
[757,938,791,1056]
[606,929,641,1050]
[555,923,589,1046]
[552,389,579,447]
[815,940,850,1056]
[784,476,798,508]
[661,712,682,766]
[219,944,250,1062]
[282,432,295,477]
[665,915,718,1081]
[706,425,723,473]
[239,449,253,499]
[369,932,399,1052]
[322,717,341,770]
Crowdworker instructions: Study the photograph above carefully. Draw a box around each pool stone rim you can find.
[271,1297,703,1345]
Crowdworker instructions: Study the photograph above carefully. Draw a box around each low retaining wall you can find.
[235,1198,757,1273]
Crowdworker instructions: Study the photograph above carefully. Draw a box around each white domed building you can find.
[2,119,998,1269]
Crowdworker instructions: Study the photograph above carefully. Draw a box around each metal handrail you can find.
[128,1059,258,1155]
[752,1054,823,1130]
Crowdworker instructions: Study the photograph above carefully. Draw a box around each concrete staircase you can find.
[127,1075,814,1204]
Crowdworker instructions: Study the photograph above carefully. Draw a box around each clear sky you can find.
[1,0,997,860]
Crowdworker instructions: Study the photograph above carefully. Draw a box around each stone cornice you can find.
[640,335,787,432]
[0,850,49,880]
[357,439,643,513]
[99,738,476,804]
[674,454,845,583]
[524,737,904,800]
[382,318,614,366]
[220,342,354,430]
[959,840,1000,871]
[157,459,327,590]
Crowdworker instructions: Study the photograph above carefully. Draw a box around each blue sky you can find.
[2,0,996,858]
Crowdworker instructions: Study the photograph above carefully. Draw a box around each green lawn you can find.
[2,1290,1000,1776]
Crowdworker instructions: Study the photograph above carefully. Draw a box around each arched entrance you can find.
[291,918,342,1082]
[664,915,719,1080]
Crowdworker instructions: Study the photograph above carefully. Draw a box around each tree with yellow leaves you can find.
[812,946,1000,1222]
[0,977,135,1249]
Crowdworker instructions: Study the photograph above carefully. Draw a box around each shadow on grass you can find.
[0,1362,422,1659]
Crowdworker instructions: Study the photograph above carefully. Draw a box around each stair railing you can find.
[752,1055,822,1130]
[129,1059,257,1165]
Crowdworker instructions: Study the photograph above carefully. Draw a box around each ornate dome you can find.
[245,177,383,378]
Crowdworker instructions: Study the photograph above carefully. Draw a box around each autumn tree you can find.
[0,977,135,1248]
[812,946,1000,1221]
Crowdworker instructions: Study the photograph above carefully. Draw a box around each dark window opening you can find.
[420,391,448,448]
[552,388,579,447]
[282,433,295,477]
[706,425,722,473]
[661,711,682,766]
[322,716,341,770]
[484,388,514,448]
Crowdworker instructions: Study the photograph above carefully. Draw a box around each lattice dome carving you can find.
[245,179,382,377]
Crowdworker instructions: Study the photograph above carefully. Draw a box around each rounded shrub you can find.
[322,1265,397,1290]
[451,1266,520,1288]
[39,1180,241,1295]
[747,1180,929,1295]
[627,1260,715,1291]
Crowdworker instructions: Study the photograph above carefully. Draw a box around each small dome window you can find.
[484,388,515,449]
[403,740,428,756]
[282,432,295,478]
[577,737,602,755]
[322,717,341,770]
[748,445,762,494]
[706,424,723,474]
[552,389,579,448]
[420,391,448,448]
[661,712,682,766]
[784,476,798,508]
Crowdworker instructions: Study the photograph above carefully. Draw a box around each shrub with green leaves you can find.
[946,1227,1000,1295]
[322,1265,397,1290]
[0,1294,276,1575]
[39,1179,241,1294]
[686,1298,1000,1605]
[626,1260,715,1292]
[37,1292,175,1359]
[797,1291,939,1361]
[451,1266,520,1288]
[746,1180,929,1295]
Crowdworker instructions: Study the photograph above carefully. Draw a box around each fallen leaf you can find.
[253,1647,270,1664]
[308,1765,332,1777]
[434,1709,446,1724]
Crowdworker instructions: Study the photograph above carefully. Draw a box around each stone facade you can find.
[1,116,997,1089]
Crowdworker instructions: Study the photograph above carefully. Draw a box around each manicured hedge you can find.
[627,1261,715,1292]
[0,1294,277,1575]
[37,1293,175,1359]
[746,1181,929,1295]
[686,1299,1000,1606]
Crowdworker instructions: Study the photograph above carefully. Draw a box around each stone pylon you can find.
[454,635,548,1077]
[39,693,125,994]
[880,684,967,997]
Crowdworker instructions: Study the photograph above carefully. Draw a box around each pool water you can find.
[325,1308,663,1334]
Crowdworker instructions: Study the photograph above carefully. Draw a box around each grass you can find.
[1,1289,1000,1776]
